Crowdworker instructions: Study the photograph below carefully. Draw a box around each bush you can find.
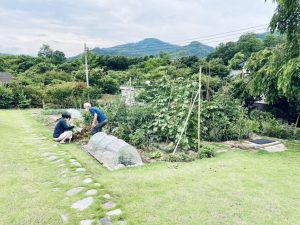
[150,150,163,159]
[199,145,216,159]
[82,110,93,125]
[130,129,146,147]
[0,86,13,108]
[167,152,195,162]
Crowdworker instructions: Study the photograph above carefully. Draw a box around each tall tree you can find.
[268,0,300,57]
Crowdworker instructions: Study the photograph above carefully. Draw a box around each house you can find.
[0,72,13,85]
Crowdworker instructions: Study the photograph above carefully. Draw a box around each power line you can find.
[89,27,268,56]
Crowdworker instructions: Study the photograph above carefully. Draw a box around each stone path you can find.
[21,122,126,225]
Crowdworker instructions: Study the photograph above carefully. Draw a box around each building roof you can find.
[0,72,13,84]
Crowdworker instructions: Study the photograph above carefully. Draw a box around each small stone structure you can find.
[120,86,135,106]
[85,132,143,170]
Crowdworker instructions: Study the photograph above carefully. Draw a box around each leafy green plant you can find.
[167,152,195,162]
[150,151,163,159]
[130,129,146,147]
[199,145,216,159]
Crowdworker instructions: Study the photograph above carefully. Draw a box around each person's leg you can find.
[57,131,72,143]
[91,120,108,135]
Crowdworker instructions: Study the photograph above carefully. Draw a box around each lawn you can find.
[1,110,300,225]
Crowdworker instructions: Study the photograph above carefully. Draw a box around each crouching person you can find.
[53,112,74,144]
[84,102,108,135]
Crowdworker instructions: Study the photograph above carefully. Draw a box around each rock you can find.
[103,194,111,199]
[102,201,116,209]
[61,213,69,223]
[69,159,77,162]
[94,183,101,187]
[100,217,113,225]
[106,209,122,216]
[85,189,98,196]
[80,219,94,225]
[66,187,85,196]
[71,197,93,211]
[71,162,82,167]
[76,168,86,172]
[84,178,93,184]
[53,188,60,192]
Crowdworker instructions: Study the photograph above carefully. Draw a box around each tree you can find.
[236,33,264,57]
[267,0,300,57]
[229,52,246,70]
[52,50,66,64]
[38,44,53,58]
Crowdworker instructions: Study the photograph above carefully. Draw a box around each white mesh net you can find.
[86,132,143,170]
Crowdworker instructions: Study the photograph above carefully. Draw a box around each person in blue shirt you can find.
[53,112,74,144]
[84,102,108,135]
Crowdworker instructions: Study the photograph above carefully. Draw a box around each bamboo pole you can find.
[198,67,202,152]
[295,114,300,128]
[173,89,199,155]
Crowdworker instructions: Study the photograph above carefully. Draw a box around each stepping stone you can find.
[118,220,126,225]
[69,159,77,162]
[106,209,122,216]
[54,159,64,164]
[76,168,86,172]
[61,213,69,223]
[102,201,116,209]
[80,219,94,225]
[47,156,58,161]
[41,152,53,157]
[103,194,111,199]
[83,178,93,184]
[85,189,98,196]
[94,183,101,187]
[100,217,113,225]
[66,187,85,196]
[71,162,82,167]
[71,197,93,211]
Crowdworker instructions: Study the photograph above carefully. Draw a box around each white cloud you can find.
[0,0,277,56]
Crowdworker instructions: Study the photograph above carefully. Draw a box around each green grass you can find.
[1,110,300,225]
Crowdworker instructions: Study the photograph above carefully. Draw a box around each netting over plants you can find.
[86,132,143,170]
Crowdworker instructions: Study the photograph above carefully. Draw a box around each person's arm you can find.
[62,120,74,130]
[92,114,98,128]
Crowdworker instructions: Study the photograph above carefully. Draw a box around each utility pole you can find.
[198,67,202,152]
[84,43,90,102]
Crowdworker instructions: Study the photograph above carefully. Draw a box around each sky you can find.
[0,0,277,57]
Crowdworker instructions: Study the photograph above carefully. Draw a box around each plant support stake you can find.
[198,67,202,152]
[173,88,200,155]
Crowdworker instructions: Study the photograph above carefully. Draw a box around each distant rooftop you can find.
[0,72,13,84]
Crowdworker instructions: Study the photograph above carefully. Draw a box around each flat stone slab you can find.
[106,209,122,216]
[61,213,69,223]
[102,201,116,209]
[71,197,94,211]
[103,194,111,199]
[66,187,85,196]
[264,143,287,152]
[85,189,98,196]
[118,220,126,225]
[100,217,113,225]
[76,168,86,172]
[80,219,94,225]
[41,152,53,157]
[84,178,93,184]
[47,156,58,161]
[71,162,82,167]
